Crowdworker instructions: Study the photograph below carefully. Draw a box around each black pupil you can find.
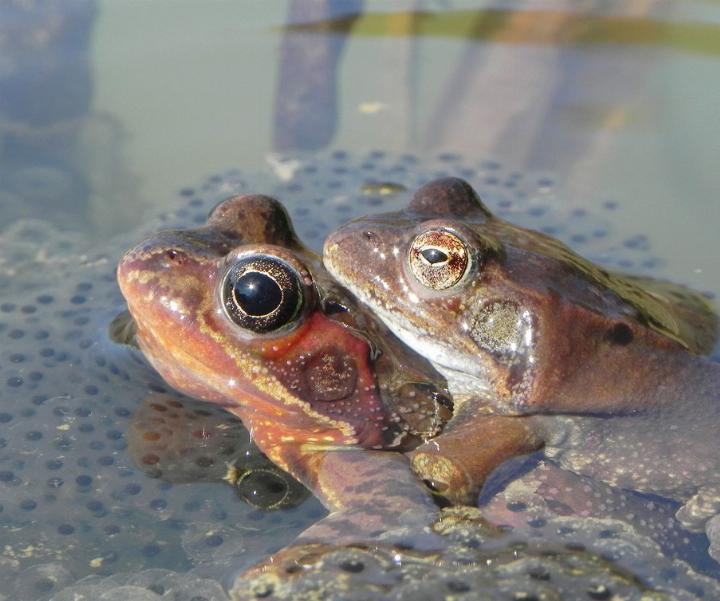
[421,248,448,264]
[234,271,282,316]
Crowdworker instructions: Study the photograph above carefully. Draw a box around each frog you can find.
[117,192,470,542]
[323,176,720,547]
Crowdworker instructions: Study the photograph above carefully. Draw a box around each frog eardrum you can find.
[222,254,306,334]
[408,229,470,290]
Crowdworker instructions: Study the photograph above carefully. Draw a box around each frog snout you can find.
[323,225,378,279]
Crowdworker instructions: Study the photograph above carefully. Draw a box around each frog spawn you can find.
[0,150,716,599]
[228,507,719,601]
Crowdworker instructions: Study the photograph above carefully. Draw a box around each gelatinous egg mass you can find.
[0,151,716,600]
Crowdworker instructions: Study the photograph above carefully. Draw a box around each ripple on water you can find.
[0,150,716,600]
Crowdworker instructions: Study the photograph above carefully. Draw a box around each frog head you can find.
[118,195,450,485]
[324,178,717,415]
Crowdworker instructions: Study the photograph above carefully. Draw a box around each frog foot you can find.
[408,415,543,506]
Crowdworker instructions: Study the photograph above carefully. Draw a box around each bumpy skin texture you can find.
[324,177,720,518]
[117,194,453,538]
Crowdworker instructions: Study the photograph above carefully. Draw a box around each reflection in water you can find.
[274,0,364,150]
[283,8,720,57]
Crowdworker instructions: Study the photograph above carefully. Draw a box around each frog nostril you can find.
[163,249,186,266]
[322,299,348,315]
[363,231,378,244]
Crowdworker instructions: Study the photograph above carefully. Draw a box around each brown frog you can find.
[323,177,720,545]
[118,194,459,541]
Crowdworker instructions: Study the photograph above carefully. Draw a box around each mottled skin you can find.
[324,177,720,538]
[118,194,454,539]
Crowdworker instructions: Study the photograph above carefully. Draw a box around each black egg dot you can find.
[0,471,14,482]
[446,580,470,592]
[104,524,121,535]
[148,584,165,595]
[25,431,42,441]
[70,295,86,305]
[598,529,617,539]
[339,559,364,573]
[565,542,585,551]
[506,501,527,512]
[183,500,201,512]
[205,534,224,547]
[142,543,161,557]
[150,498,167,510]
[6,377,23,387]
[47,477,63,488]
[34,577,55,593]
[527,518,546,528]
[57,524,74,535]
[40,348,54,357]
[20,499,37,511]
[9,329,25,339]
[0,413,12,423]
[124,483,141,495]
[9,353,25,363]
[106,429,122,440]
[97,455,114,466]
[46,459,63,470]
[36,294,54,304]
[86,500,103,512]
[234,271,283,316]
[76,475,92,487]
[0,303,16,312]
[528,567,551,581]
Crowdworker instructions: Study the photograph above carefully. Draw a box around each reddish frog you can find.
[118,194,457,540]
[324,177,720,545]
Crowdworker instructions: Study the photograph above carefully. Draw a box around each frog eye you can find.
[408,230,469,290]
[222,255,303,333]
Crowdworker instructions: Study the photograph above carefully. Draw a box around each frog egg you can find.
[1,149,717,600]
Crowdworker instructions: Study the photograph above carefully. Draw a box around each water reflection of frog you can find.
[324,176,720,555]
[117,193,456,541]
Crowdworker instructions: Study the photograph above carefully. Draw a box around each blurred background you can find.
[1,0,719,286]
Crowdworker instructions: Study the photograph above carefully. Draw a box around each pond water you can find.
[2,1,720,600]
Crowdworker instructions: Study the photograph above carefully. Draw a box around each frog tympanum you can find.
[324,177,720,543]
[118,194,461,540]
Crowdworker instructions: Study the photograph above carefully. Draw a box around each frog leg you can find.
[285,449,441,544]
[408,413,543,506]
